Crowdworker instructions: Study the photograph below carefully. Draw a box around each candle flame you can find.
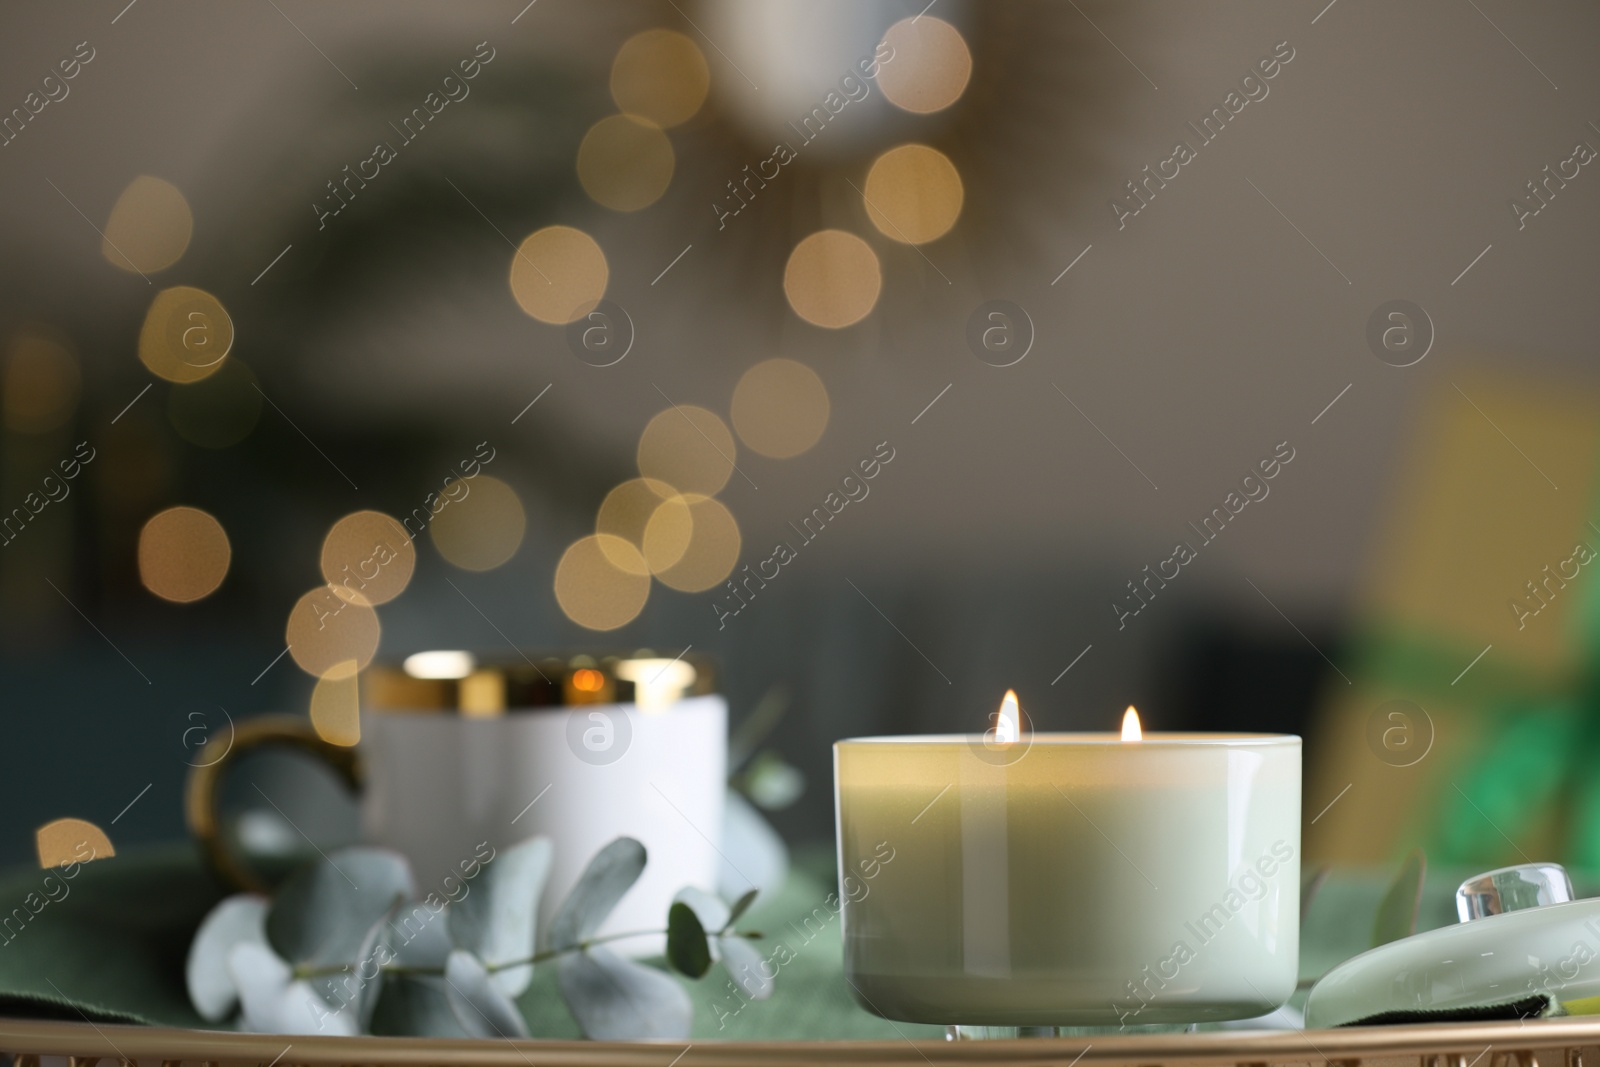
[994,690,1020,744]
[1121,705,1142,742]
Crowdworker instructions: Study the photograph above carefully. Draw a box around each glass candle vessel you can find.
[834,732,1301,1027]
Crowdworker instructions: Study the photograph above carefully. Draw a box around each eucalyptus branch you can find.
[193,835,722,1041]
[293,922,760,981]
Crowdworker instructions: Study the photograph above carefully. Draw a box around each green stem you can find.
[495,928,667,970]
[293,928,672,981]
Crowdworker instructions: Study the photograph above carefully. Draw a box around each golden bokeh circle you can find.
[103,175,193,274]
[167,357,261,449]
[286,585,381,677]
[655,495,741,593]
[36,818,115,869]
[731,359,830,458]
[783,230,882,329]
[310,660,362,747]
[4,331,80,435]
[430,475,526,571]
[138,506,231,603]
[637,405,737,496]
[877,17,973,114]
[610,29,710,128]
[554,534,651,631]
[138,286,234,383]
[509,226,609,325]
[641,494,694,575]
[596,477,693,575]
[578,114,676,212]
[321,510,416,606]
[863,144,964,245]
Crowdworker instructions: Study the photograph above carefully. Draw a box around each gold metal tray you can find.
[4,1017,1600,1067]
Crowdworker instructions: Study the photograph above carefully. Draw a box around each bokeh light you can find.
[877,17,973,114]
[863,144,964,245]
[614,656,696,713]
[642,493,695,576]
[554,534,651,631]
[403,650,476,679]
[783,230,881,328]
[102,175,193,274]
[35,818,114,869]
[596,477,693,575]
[4,331,80,434]
[167,357,261,448]
[138,506,231,603]
[321,510,415,605]
[310,660,361,746]
[286,585,381,677]
[508,225,608,325]
[637,405,737,496]
[655,495,741,593]
[577,114,676,212]
[732,359,830,458]
[610,28,710,128]
[430,475,526,571]
[138,286,234,383]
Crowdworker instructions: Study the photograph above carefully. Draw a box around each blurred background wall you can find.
[1,0,1597,870]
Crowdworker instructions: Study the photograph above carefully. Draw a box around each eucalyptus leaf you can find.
[369,973,470,1038]
[449,835,552,997]
[227,940,293,1033]
[1372,848,1426,947]
[353,905,398,1029]
[666,902,712,978]
[443,949,530,1039]
[389,900,453,968]
[266,846,416,967]
[546,837,646,950]
[717,934,774,1001]
[299,902,399,1031]
[557,946,692,1040]
[228,938,362,1036]
[673,886,730,932]
[186,894,269,1022]
[726,888,760,927]
[671,887,774,993]
[274,979,362,1036]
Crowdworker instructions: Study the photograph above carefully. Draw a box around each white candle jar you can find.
[834,732,1301,1027]
[188,653,725,958]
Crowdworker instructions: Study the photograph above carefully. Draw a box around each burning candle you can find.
[833,698,1301,1027]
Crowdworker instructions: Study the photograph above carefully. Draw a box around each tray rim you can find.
[3,1016,1600,1066]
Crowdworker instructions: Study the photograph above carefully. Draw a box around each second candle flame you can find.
[995,689,1021,744]
[1121,705,1142,742]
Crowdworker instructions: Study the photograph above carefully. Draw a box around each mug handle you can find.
[184,714,363,892]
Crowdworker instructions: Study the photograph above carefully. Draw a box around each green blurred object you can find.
[1440,701,1581,868]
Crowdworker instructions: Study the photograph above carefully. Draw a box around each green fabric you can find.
[0,844,1515,1038]
[0,842,223,1027]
